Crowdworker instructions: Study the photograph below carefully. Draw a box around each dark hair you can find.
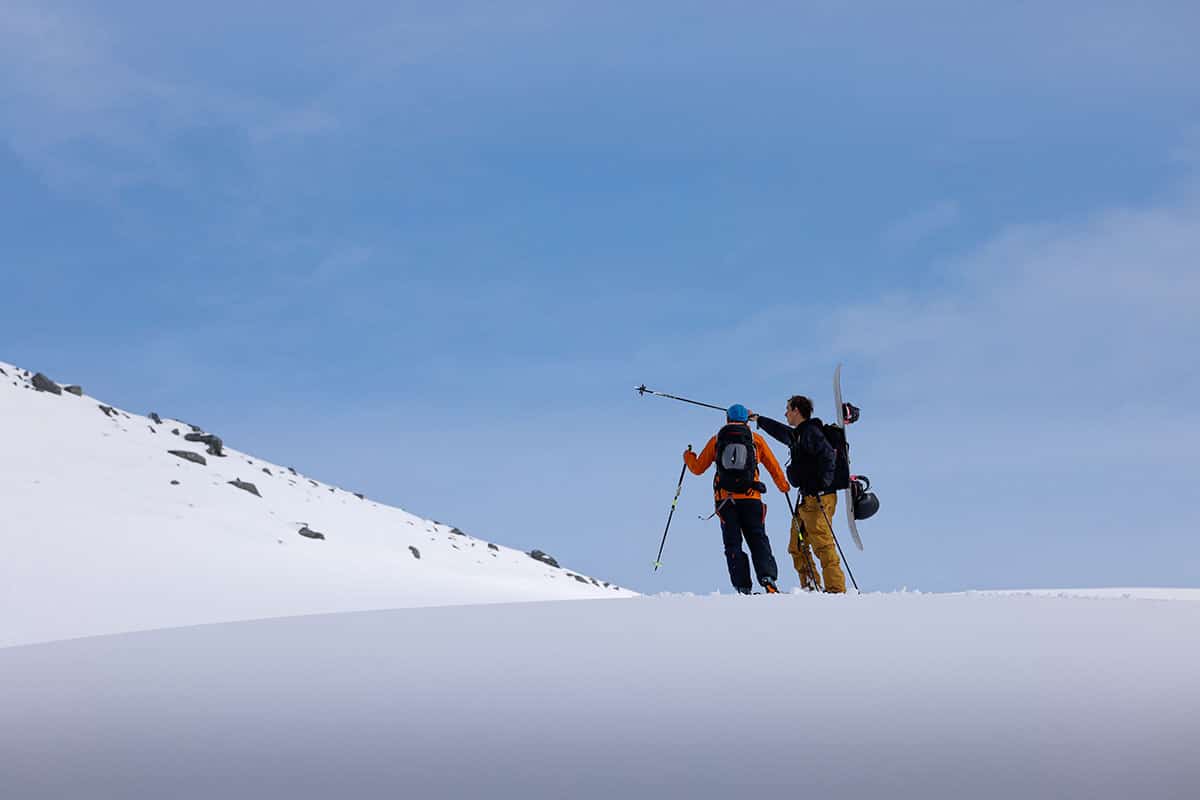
[788,395,813,419]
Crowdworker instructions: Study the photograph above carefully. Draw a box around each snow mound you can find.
[3,591,1197,799]
[0,360,634,647]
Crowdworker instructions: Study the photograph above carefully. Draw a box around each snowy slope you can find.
[0,361,633,647]
[3,590,1198,799]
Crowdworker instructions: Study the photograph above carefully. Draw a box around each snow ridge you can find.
[0,360,633,647]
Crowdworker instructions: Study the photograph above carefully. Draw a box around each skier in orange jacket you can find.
[685,404,790,594]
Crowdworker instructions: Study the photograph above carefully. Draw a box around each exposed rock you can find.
[354,492,364,500]
[298,525,325,540]
[487,543,499,551]
[529,550,560,568]
[0,367,5,375]
[308,480,319,487]
[409,546,421,559]
[171,428,180,436]
[31,373,62,394]
[64,385,83,396]
[228,479,260,497]
[98,405,116,418]
[168,450,207,466]
[148,426,156,434]
[262,467,272,475]
[571,574,589,584]
[184,432,224,457]
[150,413,163,424]
[288,467,297,475]
[170,480,180,486]
[451,527,466,536]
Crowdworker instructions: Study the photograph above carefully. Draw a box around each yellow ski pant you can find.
[789,493,845,593]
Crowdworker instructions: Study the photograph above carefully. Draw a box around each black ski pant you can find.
[717,498,778,593]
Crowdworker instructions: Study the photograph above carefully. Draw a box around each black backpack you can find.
[821,423,851,492]
[715,423,760,494]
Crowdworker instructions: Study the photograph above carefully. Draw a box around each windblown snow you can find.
[0,361,633,647]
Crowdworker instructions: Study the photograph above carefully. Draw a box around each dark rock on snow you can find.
[487,543,499,551]
[529,550,560,568]
[98,405,116,417]
[228,479,260,497]
[409,546,421,559]
[64,385,83,396]
[298,525,325,540]
[31,373,62,394]
[184,432,224,456]
[572,574,590,585]
[150,412,163,424]
[451,527,466,536]
[262,467,272,475]
[170,480,180,485]
[168,450,207,466]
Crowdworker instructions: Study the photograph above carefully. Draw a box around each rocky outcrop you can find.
[228,479,260,497]
[184,432,224,457]
[150,413,163,425]
[298,526,325,540]
[529,550,559,568]
[64,385,83,396]
[31,373,61,395]
[487,543,499,551]
[409,546,421,559]
[99,405,116,418]
[168,450,207,466]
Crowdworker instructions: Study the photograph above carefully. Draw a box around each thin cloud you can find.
[882,201,961,247]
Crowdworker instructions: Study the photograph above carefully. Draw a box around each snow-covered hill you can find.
[0,360,633,647]
[3,590,1198,799]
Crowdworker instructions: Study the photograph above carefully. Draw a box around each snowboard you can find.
[833,364,864,551]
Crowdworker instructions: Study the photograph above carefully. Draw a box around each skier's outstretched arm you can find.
[754,414,793,446]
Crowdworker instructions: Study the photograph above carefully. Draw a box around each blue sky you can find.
[4,1,1199,594]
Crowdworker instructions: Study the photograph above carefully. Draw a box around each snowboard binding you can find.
[842,402,861,425]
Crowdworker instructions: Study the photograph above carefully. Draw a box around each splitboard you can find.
[833,364,864,551]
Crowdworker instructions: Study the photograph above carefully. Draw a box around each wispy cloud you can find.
[882,200,961,247]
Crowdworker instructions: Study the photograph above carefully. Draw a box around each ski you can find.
[834,364,864,551]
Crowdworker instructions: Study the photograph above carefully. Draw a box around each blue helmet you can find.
[726,404,749,423]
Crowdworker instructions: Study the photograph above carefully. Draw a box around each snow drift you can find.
[3,590,1198,799]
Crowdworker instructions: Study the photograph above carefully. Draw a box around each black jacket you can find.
[756,415,836,494]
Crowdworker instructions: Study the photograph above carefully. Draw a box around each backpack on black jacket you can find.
[785,417,850,493]
[821,423,851,492]
[715,423,761,494]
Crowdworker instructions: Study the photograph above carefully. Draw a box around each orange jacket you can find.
[685,424,790,502]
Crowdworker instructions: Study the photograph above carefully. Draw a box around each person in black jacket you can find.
[750,395,846,593]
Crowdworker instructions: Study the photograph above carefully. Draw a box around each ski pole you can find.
[814,494,860,592]
[635,385,726,413]
[653,447,691,571]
